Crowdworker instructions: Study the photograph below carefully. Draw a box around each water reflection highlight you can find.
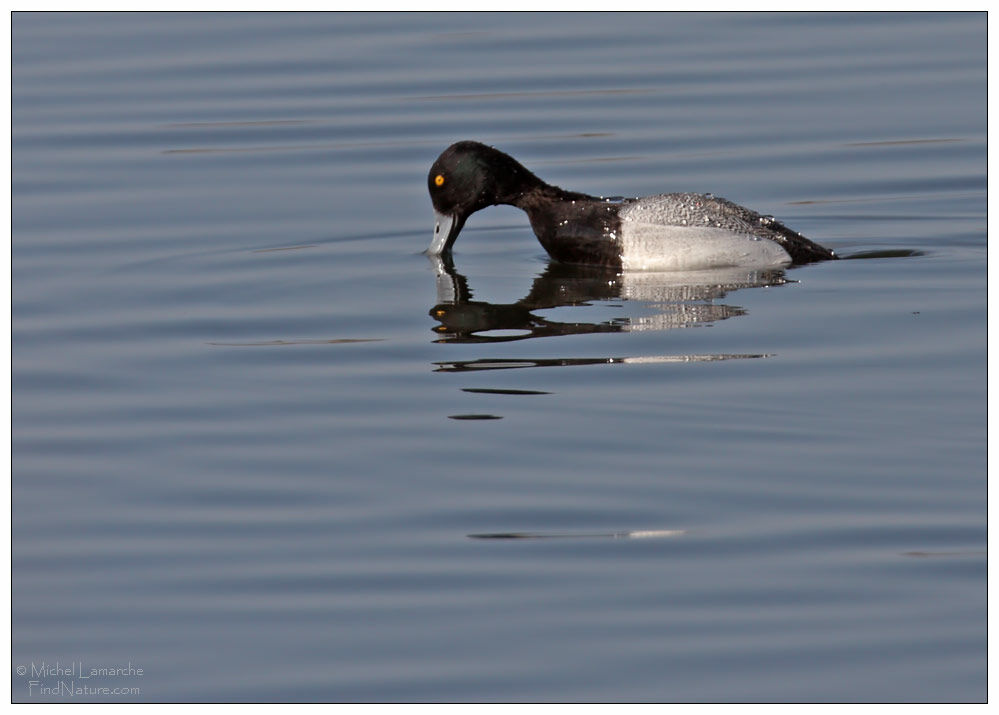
[429,253,791,344]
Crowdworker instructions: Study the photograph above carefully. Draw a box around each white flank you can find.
[619,224,791,271]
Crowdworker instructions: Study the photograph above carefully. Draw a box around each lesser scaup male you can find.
[428,141,837,270]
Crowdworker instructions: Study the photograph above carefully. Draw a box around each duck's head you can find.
[427,141,542,254]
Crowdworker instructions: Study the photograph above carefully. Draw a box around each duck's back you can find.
[617,193,835,270]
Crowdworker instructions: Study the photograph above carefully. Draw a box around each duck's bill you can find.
[429,210,463,255]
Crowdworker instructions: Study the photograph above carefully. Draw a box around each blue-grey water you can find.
[12,12,986,703]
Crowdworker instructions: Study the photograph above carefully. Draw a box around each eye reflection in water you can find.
[427,253,790,366]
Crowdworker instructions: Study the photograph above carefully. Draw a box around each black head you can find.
[427,141,542,254]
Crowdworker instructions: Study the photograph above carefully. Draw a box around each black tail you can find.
[767,219,839,264]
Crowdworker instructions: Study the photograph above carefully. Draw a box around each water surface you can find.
[12,12,986,702]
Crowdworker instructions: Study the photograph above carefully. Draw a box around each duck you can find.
[427,141,837,270]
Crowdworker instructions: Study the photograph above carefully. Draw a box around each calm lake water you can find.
[12,12,986,703]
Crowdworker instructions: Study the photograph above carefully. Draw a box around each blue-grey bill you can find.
[429,210,456,255]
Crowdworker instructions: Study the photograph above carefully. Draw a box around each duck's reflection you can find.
[428,254,790,344]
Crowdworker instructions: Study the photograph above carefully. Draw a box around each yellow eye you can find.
[434,174,445,187]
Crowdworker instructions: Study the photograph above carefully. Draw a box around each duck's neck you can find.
[481,149,595,209]
[505,180,596,212]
